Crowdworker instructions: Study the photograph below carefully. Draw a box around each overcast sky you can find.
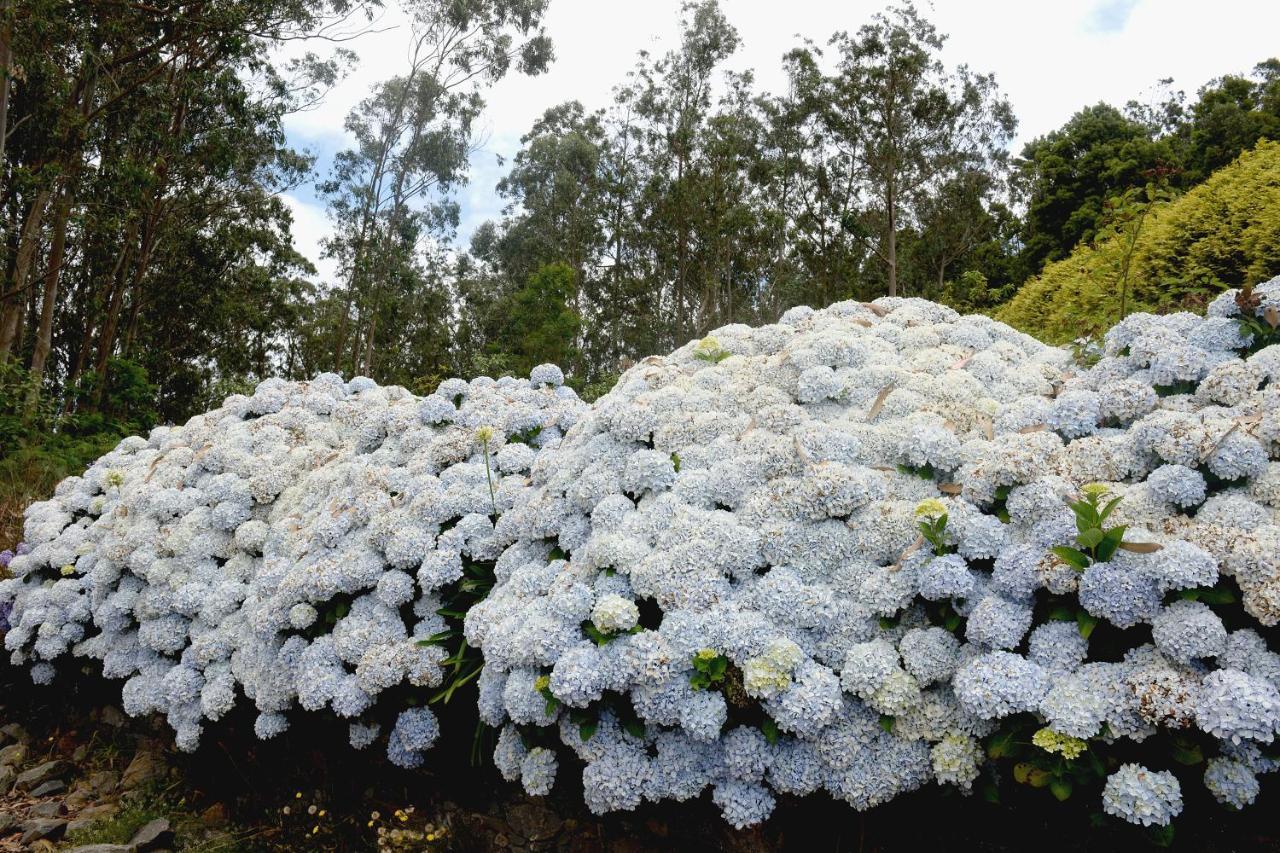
[279,0,1280,284]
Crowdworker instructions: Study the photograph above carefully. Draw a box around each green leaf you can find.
[1098,495,1124,524]
[1077,527,1104,549]
[981,782,1001,804]
[1051,546,1090,571]
[579,720,598,741]
[1046,606,1074,622]
[879,714,895,733]
[987,731,1018,760]
[1195,586,1237,605]
[878,615,899,630]
[1171,741,1204,765]
[1026,767,1052,788]
[1149,825,1175,848]
[670,452,681,473]
[624,720,646,739]
[1076,611,1099,640]
[1095,525,1127,563]
[762,717,780,746]
[1050,779,1073,802]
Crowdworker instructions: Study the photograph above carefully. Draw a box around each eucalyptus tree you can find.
[798,2,1015,297]
[317,0,553,380]
[1,0,367,420]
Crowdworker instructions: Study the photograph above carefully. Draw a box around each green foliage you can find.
[582,619,642,647]
[914,501,952,555]
[1050,485,1127,570]
[689,649,730,691]
[999,140,1280,343]
[1,359,158,545]
[1014,103,1180,275]
[488,262,583,377]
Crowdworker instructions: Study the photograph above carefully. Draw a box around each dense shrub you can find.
[6,282,1280,837]
[998,140,1280,344]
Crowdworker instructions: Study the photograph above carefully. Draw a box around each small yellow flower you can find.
[105,469,125,488]
[318,810,327,817]
[295,792,303,799]
[60,564,76,577]
[534,674,551,692]
[914,499,947,519]
[1032,727,1087,760]
[1081,482,1110,499]
[474,425,496,444]
[695,648,719,661]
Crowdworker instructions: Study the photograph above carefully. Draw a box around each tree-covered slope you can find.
[998,140,1280,343]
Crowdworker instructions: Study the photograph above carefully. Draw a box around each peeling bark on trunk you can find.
[25,185,72,411]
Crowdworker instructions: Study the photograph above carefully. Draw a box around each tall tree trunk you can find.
[0,189,53,361]
[89,219,139,398]
[885,182,898,298]
[0,0,11,179]
[25,185,72,411]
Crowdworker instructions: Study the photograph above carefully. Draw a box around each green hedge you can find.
[998,140,1280,343]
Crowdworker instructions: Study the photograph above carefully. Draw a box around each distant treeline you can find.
[1,0,1278,432]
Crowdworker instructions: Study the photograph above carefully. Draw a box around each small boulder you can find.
[120,750,165,791]
[0,810,17,834]
[0,742,27,766]
[30,800,66,818]
[18,817,67,846]
[0,723,29,745]
[15,759,73,791]
[66,802,120,836]
[31,778,68,797]
[130,817,174,851]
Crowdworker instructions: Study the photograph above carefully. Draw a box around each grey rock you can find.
[66,802,121,835]
[100,706,128,728]
[88,769,121,794]
[0,765,15,795]
[19,817,67,845]
[130,817,174,851]
[0,742,27,766]
[120,750,165,790]
[0,810,16,834]
[0,723,29,745]
[15,758,74,791]
[30,800,66,818]
[31,778,67,797]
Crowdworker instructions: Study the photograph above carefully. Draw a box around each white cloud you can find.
[277,0,1280,281]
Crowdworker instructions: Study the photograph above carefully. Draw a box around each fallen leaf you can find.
[1119,541,1164,554]
[867,384,894,422]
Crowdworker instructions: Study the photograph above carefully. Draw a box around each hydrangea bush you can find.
[0,369,584,765]
[466,281,1280,831]
[5,277,1280,837]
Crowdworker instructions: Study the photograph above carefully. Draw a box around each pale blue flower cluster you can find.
[0,369,583,764]
[6,278,1280,829]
